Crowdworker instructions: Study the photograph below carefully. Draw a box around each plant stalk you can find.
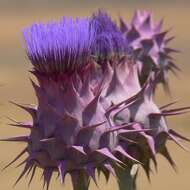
[71,170,90,190]
[115,164,138,190]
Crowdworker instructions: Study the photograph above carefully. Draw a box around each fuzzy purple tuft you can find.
[23,17,96,74]
[91,10,127,63]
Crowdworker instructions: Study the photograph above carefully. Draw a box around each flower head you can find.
[23,17,96,74]
[120,10,179,88]
[91,10,127,63]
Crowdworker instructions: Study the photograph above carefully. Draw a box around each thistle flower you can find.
[119,10,180,88]
[23,17,95,74]
[90,10,190,180]
[1,11,190,190]
[1,16,144,190]
[91,10,127,64]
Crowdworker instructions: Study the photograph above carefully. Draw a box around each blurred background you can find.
[0,0,190,189]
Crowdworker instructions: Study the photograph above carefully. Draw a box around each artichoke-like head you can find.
[120,10,179,90]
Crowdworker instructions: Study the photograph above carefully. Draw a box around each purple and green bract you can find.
[2,10,190,190]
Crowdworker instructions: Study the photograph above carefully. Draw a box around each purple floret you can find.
[91,10,127,63]
[23,17,96,74]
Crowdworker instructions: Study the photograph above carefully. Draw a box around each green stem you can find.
[71,170,90,190]
[115,164,138,190]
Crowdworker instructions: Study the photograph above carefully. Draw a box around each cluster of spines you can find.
[119,10,179,88]
[2,59,190,189]
[1,66,145,189]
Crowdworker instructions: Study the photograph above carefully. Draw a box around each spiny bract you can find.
[119,10,180,89]
[1,10,190,190]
